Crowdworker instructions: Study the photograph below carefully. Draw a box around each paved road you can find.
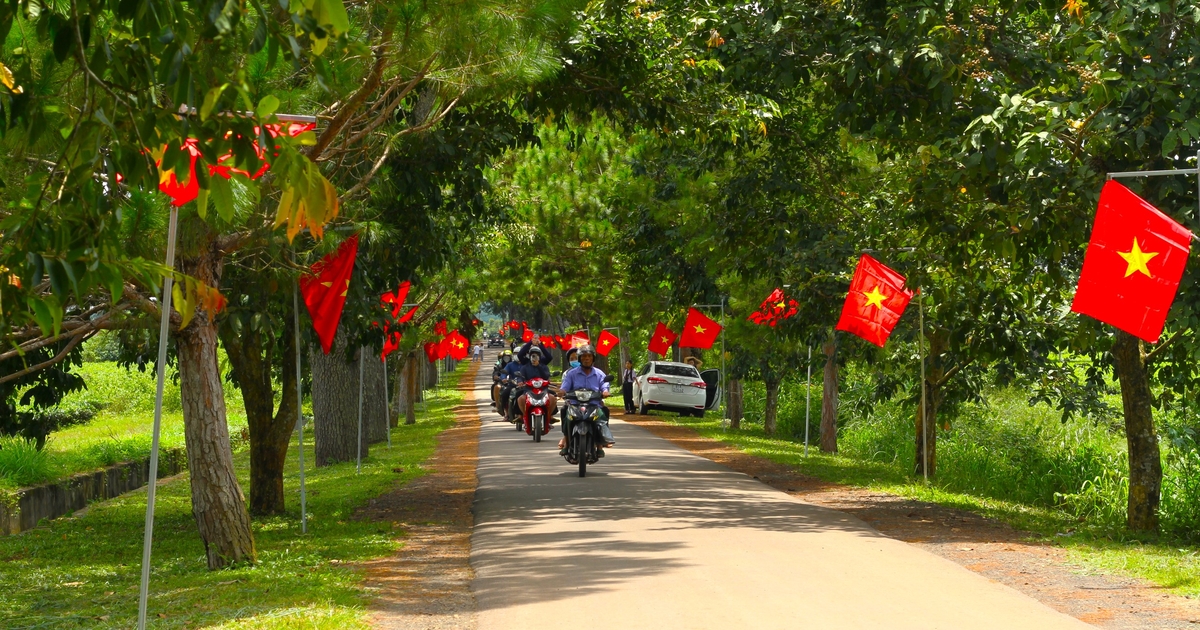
[468,358,1094,630]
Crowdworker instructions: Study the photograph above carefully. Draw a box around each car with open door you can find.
[633,361,710,417]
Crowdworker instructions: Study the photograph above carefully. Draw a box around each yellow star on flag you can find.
[340,278,350,297]
[660,336,671,344]
[601,339,611,346]
[693,325,706,334]
[776,301,786,309]
[453,340,464,349]
[863,286,887,309]
[1118,237,1158,278]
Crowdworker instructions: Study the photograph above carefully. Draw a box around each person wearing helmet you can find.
[517,348,557,431]
[556,344,615,450]
[491,349,514,407]
[517,337,552,366]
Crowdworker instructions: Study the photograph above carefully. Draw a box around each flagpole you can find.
[136,205,179,630]
[720,298,726,422]
[919,286,928,482]
[293,280,307,534]
[357,348,364,474]
[804,344,812,457]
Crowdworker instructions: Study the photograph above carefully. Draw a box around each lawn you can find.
[0,363,465,629]
[658,408,1200,599]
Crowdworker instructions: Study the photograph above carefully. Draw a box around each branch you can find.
[0,333,87,386]
[934,356,975,388]
[307,42,391,160]
[1144,329,1183,364]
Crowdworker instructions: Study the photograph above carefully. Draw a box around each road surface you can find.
[468,360,1094,629]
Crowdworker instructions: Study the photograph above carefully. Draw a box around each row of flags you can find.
[812,179,1192,350]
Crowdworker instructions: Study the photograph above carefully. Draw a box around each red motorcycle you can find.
[523,377,554,442]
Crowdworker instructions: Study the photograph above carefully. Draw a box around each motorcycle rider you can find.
[499,352,526,420]
[556,345,615,451]
[491,349,514,408]
[517,348,557,432]
[517,337,553,366]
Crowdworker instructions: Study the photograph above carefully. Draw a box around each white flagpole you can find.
[804,344,812,457]
[137,206,179,630]
[293,281,307,534]
[357,348,364,474]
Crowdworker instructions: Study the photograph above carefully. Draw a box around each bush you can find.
[0,436,53,487]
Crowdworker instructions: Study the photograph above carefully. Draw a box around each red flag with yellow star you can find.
[680,308,722,349]
[835,254,914,348]
[596,330,619,356]
[423,341,439,363]
[748,288,799,327]
[1071,180,1193,343]
[647,322,677,355]
[300,234,359,354]
[445,330,470,360]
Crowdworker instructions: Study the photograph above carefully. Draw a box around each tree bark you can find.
[763,375,781,435]
[1112,330,1162,532]
[820,338,839,453]
[219,315,298,517]
[311,328,369,466]
[401,351,419,425]
[363,349,388,443]
[727,378,744,430]
[174,225,255,569]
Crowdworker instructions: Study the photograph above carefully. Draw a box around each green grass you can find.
[1,362,248,493]
[0,364,465,629]
[657,382,1200,598]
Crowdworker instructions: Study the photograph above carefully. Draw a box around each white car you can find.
[632,361,720,417]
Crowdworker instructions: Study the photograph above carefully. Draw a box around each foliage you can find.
[0,435,52,487]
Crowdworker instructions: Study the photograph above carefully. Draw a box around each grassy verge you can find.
[1,361,248,493]
[0,363,466,629]
[655,412,1200,598]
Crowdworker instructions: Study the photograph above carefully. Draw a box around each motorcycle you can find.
[522,376,554,442]
[561,381,611,477]
[497,373,519,421]
[505,375,526,429]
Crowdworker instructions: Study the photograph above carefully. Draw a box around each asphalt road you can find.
[468,357,1095,629]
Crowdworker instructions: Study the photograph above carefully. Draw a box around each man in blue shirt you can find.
[556,345,615,450]
[517,348,556,432]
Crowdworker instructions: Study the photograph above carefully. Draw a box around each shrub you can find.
[0,436,53,487]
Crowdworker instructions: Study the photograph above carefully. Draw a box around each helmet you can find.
[528,347,544,358]
[576,344,596,359]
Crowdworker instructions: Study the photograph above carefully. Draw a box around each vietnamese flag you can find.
[381,331,402,361]
[555,335,570,350]
[570,330,590,348]
[445,330,470,360]
[380,281,411,318]
[748,288,799,327]
[539,334,556,347]
[423,341,439,363]
[680,308,722,349]
[522,326,535,343]
[596,330,620,356]
[300,234,359,354]
[434,319,448,336]
[1071,180,1193,343]
[647,322,677,355]
[835,254,914,347]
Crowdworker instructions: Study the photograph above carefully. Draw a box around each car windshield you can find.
[654,364,700,378]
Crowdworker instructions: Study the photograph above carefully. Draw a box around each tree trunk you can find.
[915,331,947,478]
[174,225,255,569]
[763,375,781,435]
[424,356,438,389]
[219,314,298,517]
[402,351,419,425]
[727,378,744,430]
[311,328,369,466]
[363,350,388,443]
[820,338,838,453]
[1113,330,1162,532]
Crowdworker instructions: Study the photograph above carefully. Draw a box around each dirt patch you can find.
[361,361,481,630]
[619,411,1200,630]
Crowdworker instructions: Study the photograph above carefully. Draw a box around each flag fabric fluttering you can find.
[748,288,799,327]
[834,254,915,348]
[445,330,470,360]
[423,341,439,363]
[522,326,535,343]
[570,330,590,348]
[381,331,403,361]
[539,334,556,347]
[378,280,413,361]
[434,319,448,337]
[300,234,359,354]
[1071,180,1193,343]
[679,308,722,349]
[556,335,570,350]
[647,322,677,355]
[596,330,620,356]
[380,281,411,318]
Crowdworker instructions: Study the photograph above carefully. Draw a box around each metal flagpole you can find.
[357,348,364,474]
[136,206,180,630]
[383,355,391,448]
[720,298,726,421]
[293,281,307,534]
[919,287,928,482]
[804,345,812,456]
[1106,157,1200,241]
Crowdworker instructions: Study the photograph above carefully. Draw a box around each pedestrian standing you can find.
[621,360,636,413]
[473,344,483,362]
